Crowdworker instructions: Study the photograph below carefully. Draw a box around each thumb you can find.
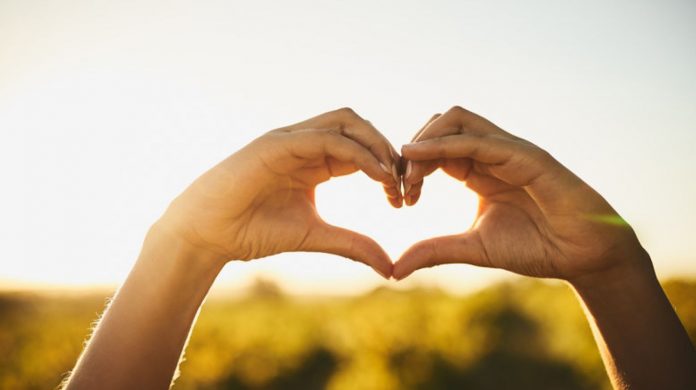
[393,231,487,280]
[303,222,393,279]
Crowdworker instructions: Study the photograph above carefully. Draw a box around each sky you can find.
[2,0,695,295]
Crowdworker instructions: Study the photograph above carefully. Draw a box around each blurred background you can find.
[1,0,695,388]
[1,279,695,389]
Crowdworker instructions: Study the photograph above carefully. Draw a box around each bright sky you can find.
[2,0,695,295]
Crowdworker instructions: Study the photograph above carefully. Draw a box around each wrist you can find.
[568,249,658,300]
[137,222,226,301]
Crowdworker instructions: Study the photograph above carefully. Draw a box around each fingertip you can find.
[404,193,414,206]
[401,142,431,161]
[391,261,413,281]
[401,143,416,154]
[385,261,395,280]
[358,237,394,280]
[402,161,426,189]
[406,191,421,206]
[393,239,437,279]
[404,182,412,196]
[373,252,394,280]
[374,266,391,280]
[388,195,403,208]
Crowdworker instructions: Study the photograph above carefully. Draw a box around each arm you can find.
[394,106,696,389]
[63,108,401,389]
[62,227,222,389]
[572,257,696,390]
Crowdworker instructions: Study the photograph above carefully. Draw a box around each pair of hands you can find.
[156,106,648,284]
[65,106,694,390]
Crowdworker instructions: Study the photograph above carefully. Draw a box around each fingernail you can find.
[405,161,412,180]
[380,163,391,176]
[404,182,412,195]
[391,164,399,184]
[405,194,413,206]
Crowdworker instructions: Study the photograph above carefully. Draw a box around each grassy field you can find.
[1,278,694,390]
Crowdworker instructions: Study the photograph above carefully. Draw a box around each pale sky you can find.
[2,0,695,294]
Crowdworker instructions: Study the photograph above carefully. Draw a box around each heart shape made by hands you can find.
[315,169,479,278]
[169,106,623,286]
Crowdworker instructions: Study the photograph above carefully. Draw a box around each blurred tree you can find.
[1,279,693,390]
[391,297,593,390]
[664,279,696,344]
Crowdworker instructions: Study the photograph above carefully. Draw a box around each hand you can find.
[394,106,651,282]
[156,108,401,278]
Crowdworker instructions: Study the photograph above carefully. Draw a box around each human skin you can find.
[62,108,401,389]
[397,106,696,390]
[63,107,696,390]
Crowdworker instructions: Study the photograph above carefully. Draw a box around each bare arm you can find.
[572,258,696,390]
[395,106,696,389]
[62,227,222,389]
[63,108,400,389]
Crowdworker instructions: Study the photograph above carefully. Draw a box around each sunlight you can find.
[584,213,630,227]
[4,0,696,293]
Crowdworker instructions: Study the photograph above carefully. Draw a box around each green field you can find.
[1,278,694,390]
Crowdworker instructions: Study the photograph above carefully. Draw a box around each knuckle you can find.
[530,146,553,163]
[334,106,358,118]
[252,131,282,148]
[320,129,338,139]
[316,131,338,147]
[448,105,467,115]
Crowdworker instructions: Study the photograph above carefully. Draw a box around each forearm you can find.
[570,254,696,390]
[64,223,223,390]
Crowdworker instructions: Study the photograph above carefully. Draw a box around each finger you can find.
[331,108,404,205]
[392,232,487,280]
[403,107,509,205]
[403,159,438,194]
[416,106,507,141]
[323,156,403,208]
[388,145,405,204]
[289,130,393,185]
[383,185,400,199]
[345,117,403,207]
[343,113,402,189]
[412,106,467,142]
[306,222,393,279]
[402,134,578,212]
[463,168,518,197]
[411,113,441,142]
[403,157,440,208]
[299,108,401,184]
[441,158,475,182]
[404,179,423,206]
[402,133,516,165]
[401,113,442,205]
[383,184,403,208]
